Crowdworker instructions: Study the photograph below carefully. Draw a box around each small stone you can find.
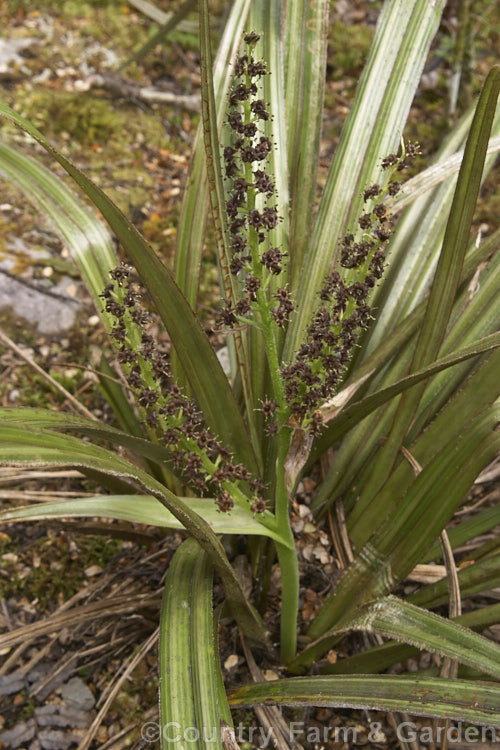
[216,346,231,376]
[224,654,239,671]
[41,266,53,278]
[301,544,314,562]
[1,553,18,564]
[326,650,338,664]
[262,670,279,681]
[60,677,95,711]
[302,478,316,493]
[297,504,311,519]
[84,565,102,578]
[95,726,108,743]
[371,727,387,743]
[87,315,99,326]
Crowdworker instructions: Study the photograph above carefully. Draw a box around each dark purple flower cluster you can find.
[381,140,421,172]
[103,265,265,511]
[275,144,421,433]
[220,33,290,328]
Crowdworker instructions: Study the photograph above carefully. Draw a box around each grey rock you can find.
[60,677,95,711]
[0,719,36,749]
[35,704,91,729]
[0,38,36,74]
[30,662,74,701]
[0,671,25,695]
[38,729,72,750]
[0,273,81,335]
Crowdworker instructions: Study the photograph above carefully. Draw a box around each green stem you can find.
[257,292,287,410]
[276,538,299,664]
[275,429,298,663]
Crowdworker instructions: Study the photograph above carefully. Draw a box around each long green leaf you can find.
[160,539,226,750]
[0,495,284,543]
[322,603,500,676]
[0,141,116,327]
[0,102,257,473]
[344,596,500,680]
[0,407,173,466]
[348,348,500,546]
[284,0,330,289]
[422,504,500,564]
[228,675,500,726]
[408,554,500,610]
[363,66,500,498]
[160,539,199,750]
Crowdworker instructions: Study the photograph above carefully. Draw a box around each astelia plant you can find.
[0,0,500,745]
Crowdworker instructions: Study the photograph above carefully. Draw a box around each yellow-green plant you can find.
[0,0,500,745]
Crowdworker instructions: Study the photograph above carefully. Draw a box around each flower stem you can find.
[275,428,298,663]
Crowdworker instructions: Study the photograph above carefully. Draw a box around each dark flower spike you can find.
[278,143,416,433]
[103,269,265,510]
[220,36,289,339]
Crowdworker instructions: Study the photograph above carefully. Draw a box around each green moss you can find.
[0,307,38,345]
[111,666,158,720]
[167,29,200,54]
[0,534,122,612]
[21,92,125,146]
[328,19,373,79]
[18,695,36,721]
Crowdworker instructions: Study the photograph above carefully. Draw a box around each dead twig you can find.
[85,73,200,113]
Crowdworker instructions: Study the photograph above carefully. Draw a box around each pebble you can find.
[223,654,239,671]
[60,677,95,711]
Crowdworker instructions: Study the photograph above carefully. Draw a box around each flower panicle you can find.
[220,32,292,331]
[272,143,421,435]
[102,264,265,513]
